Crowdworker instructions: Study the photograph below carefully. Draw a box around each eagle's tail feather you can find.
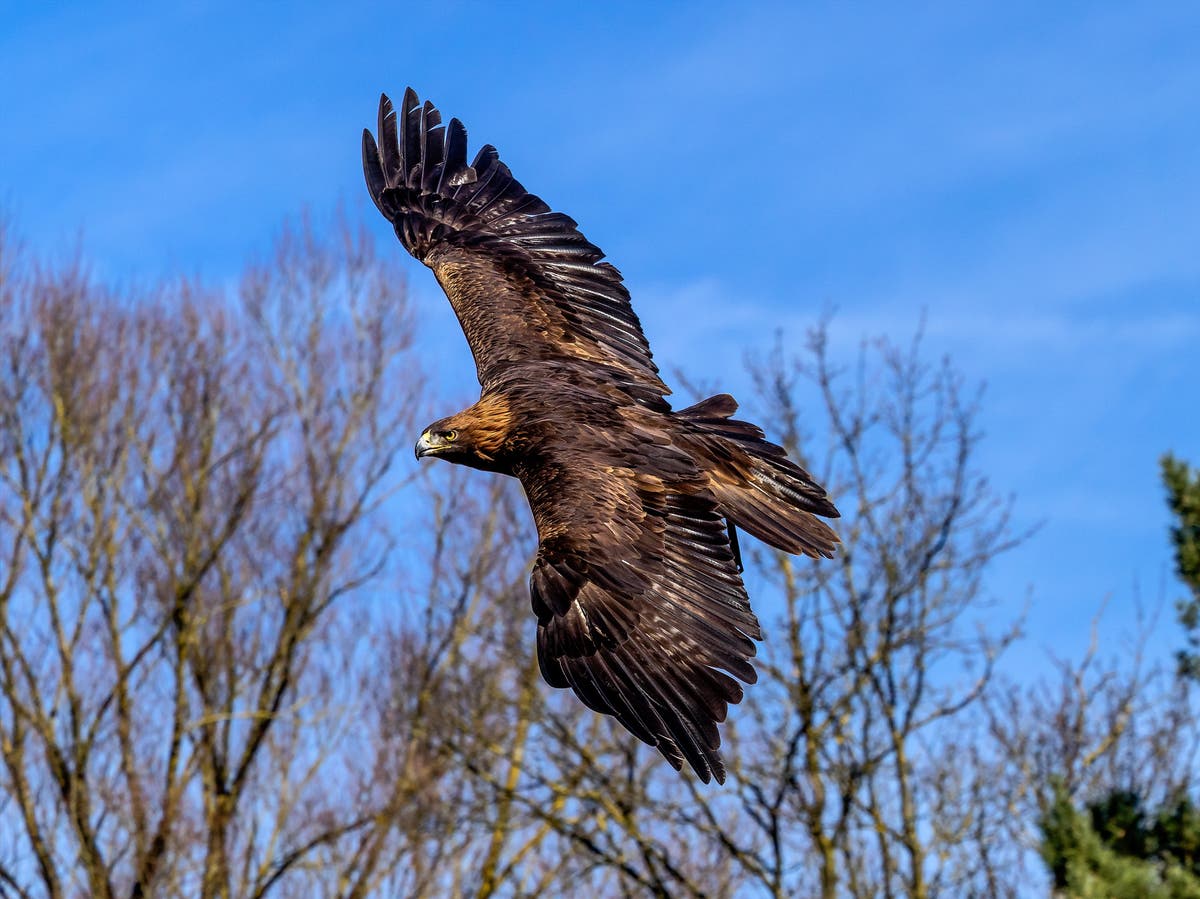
[679,394,840,560]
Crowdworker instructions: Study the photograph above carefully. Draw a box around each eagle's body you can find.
[364,89,839,783]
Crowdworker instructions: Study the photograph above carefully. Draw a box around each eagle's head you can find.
[415,396,514,474]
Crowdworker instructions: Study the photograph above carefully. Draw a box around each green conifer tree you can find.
[1035,456,1200,896]
[1163,454,1200,680]
[1039,785,1200,898]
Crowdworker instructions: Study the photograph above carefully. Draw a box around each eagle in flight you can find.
[363,89,839,783]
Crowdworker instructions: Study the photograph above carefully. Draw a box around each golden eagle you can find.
[363,89,839,783]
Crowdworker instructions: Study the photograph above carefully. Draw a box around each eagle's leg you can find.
[727,519,744,573]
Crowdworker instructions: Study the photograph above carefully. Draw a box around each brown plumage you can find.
[364,89,839,783]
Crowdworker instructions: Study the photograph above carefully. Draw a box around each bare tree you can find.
[646,326,1023,898]
[0,216,430,898]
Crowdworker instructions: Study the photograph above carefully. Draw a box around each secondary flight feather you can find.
[363,88,839,783]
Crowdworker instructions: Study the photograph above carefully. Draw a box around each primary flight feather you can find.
[363,88,839,783]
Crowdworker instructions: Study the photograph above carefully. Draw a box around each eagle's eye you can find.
[443,429,458,442]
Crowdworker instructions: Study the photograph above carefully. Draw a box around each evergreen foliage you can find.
[1163,454,1200,680]
[1039,785,1200,898]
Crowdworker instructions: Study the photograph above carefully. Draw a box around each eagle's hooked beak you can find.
[415,431,435,460]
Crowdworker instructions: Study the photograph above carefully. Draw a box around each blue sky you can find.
[3,1,1198,666]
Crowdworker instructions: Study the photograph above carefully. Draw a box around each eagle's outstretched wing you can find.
[525,460,760,784]
[362,89,669,405]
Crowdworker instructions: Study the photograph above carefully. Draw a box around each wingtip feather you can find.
[362,129,386,212]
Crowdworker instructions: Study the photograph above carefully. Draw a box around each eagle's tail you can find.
[679,394,840,559]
